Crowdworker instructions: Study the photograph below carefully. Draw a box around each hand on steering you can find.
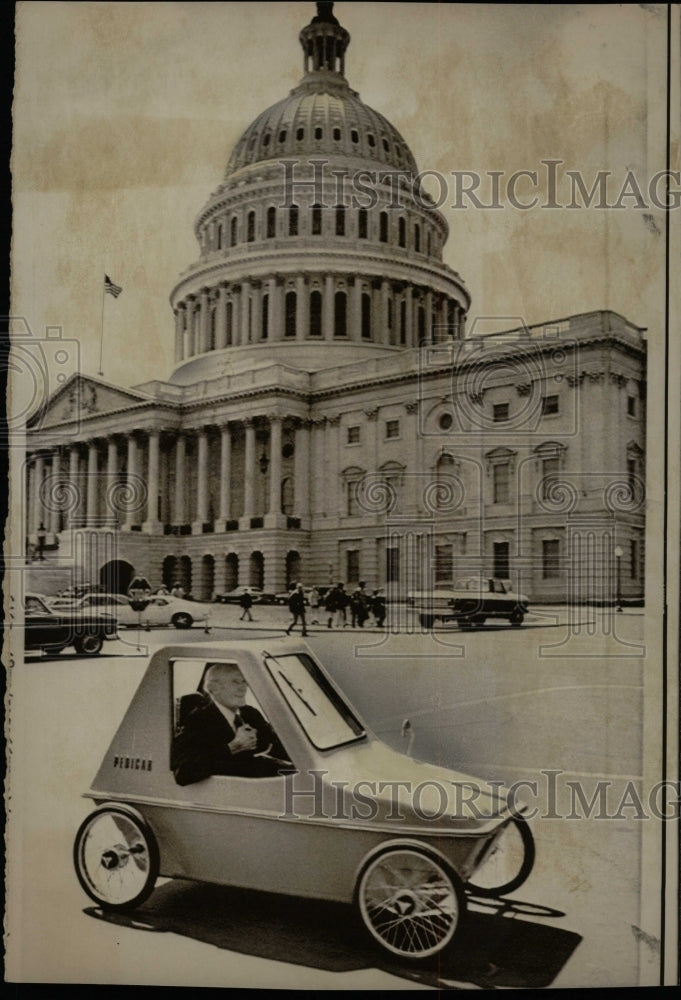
[229,723,257,754]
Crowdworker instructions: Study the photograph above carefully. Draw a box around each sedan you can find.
[215,586,264,605]
[23,593,117,655]
[55,593,210,630]
[410,577,530,628]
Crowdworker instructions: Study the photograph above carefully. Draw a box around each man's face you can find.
[207,667,248,710]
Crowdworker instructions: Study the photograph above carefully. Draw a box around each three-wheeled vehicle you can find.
[74,638,534,962]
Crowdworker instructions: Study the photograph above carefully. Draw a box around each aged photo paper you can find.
[5,1,679,990]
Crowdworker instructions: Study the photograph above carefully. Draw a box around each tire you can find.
[466,815,535,897]
[74,633,104,655]
[510,610,524,627]
[73,805,159,911]
[457,618,473,629]
[419,613,435,629]
[473,616,486,626]
[172,612,193,629]
[356,847,466,961]
[43,645,65,655]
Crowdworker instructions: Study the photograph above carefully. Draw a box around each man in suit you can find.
[171,662,291,785]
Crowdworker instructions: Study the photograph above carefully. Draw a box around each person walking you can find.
[335,582,349,628]
[36,522,47,561]
[372,589,386,628]
[239,588,254,622]
[286,583,308,636]
[308,586,320,624]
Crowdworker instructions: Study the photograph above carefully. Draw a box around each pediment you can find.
[30,374,153,429]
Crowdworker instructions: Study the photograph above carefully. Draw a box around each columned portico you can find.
[265,415,284,528]
[192,428,209,533]
[143,429,163,534]
[240,417,256,526]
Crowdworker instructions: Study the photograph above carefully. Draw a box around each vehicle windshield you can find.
[24,596,51,613]
[263,652,365,750]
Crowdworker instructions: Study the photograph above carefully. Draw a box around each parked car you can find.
[73,637,535,962]
[215,586,266,605]
[53,593,210,630]
[23,593,117,655]
[409,578,530,628]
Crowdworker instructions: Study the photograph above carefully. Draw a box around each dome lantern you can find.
[299,2,350,77]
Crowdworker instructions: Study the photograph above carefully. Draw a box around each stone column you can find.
[351,278,362,340]
[187,298,197,356]
[265,415,283,528]
[174,306,185,362]
[216,285,228,349]
[241,418,256,525]
[199,288,210,353]
[192,428,209,533]
[323,274,334,340]
[293,419,311,521]
[217,423,232,528]
[251,281,262,342]
[296,274,307,340]
[272,277,284,341]
[33,453,45,534]
[380,279,390,345]
[68,445,81,528]
[48,448,62,534]
[124,434,138,529]
[240,279,251,345]
[174,433,186,525]
[267,277,278,340]
[105,438,118,526]
[86,441,98,526]
[424,289,433,343]
[144,429,162,533]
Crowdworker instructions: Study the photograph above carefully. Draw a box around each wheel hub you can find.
[100,844,129,871]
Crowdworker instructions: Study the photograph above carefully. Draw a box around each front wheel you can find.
[172,612,193,629]
[466,815,535,897]
[74,633,103,655]
[73,805,159,911]
[356,847,466,961]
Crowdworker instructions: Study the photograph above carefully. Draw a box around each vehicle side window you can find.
[156,599,168,607]
[25,597,48,613]
[171,658,269,735]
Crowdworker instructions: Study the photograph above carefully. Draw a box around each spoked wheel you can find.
[356,847,466,961]
[73,805,159,910]
[172,612,193,629]
[466,814,535,897]
[74,633,104,655]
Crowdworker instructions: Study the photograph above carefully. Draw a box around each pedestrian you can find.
[239,588,254,622]
[325,584,338,628]
[372,589,386,628]
[286,582,308,636]
[308,586,320,624]
[36,522,47,561]
[335,582,349,628]
[350,588,364,627]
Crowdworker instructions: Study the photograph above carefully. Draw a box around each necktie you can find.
[233,710,243,729]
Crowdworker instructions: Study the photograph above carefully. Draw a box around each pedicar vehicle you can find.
[73,638,535,962]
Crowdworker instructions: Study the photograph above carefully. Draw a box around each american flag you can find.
[104,274,123,298]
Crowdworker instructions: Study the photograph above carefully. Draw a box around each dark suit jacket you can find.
[171,697,289,786]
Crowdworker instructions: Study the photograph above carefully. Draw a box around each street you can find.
[6,602,648,989]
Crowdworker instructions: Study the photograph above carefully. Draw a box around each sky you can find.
[11,2,672,392]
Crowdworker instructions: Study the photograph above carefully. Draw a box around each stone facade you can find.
[25,3,646,604]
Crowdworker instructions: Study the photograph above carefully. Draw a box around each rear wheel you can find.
[419,613,435,629]
[356,847,466,961]
[74,633,103,655]
[172,612,193,629]
[466,815,535,897]
[73,805,159,911]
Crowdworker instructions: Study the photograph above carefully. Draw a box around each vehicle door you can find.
[24,596,69,648]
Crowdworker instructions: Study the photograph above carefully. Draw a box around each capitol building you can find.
[25,2,646,605]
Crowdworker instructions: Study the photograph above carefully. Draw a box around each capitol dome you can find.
[168,1,470,385]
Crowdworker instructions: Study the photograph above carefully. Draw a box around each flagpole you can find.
[98,274,106,377]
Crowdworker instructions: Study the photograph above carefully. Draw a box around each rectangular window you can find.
[542,539,561,578]
[386,546,400,583]
[627,395,637,417]
[386,419,400,439]
[542,395,559,415]
[435,544,453,583]
[493,402,509,422]
[347,426,360,445]
[493,541,510,579]
[493,462,510,504]
[346,549,359,583]
[630,539,638,579]
[542,456,560,499]
[347,480,360,516]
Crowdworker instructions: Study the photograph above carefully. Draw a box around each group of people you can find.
[284,580,386,635]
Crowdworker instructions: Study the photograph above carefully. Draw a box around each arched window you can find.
[285,291,297,337]
[289,205,299,236]
[261,293,269,340]
[427,231,432,256]
[230,216,237,247]
[398,217,406,247]
[414,223,420,252]
[418,305,425,342]
[361,293,371,339]
[210,307,216,350]
[226,300,233,345]
[334,291,347,337]
[266,206,276,238]
[247,211,255,242]
[400,299,407,344]
[216,223,222,250]
[310,290,322,336]
[379,212,388,243]
[335,205,345,236]
[311,204,322,235]
[358,208,368,239]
